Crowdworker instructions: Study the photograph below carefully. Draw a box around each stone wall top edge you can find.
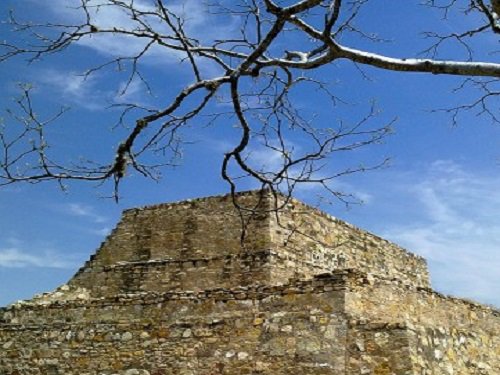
[350,271,500,315]
[419,289,499,315]
[285,196,427,262]
[121,189,269,214]
[100,249,344,272]
[1,270,355,312]
[3,269,498,315]
[105,249,274,269]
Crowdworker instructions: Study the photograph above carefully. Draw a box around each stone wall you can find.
[70,191,430,298]
[0,190,498,375]
[73,251,274,297]
[1,269,499,374]
[346,322,414,375]
[345,272,500,374]
[0,274,348,375]
[269,196,430,288]
[69,192,274,296]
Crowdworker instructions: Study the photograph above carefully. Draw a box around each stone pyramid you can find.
[0,190,498,375]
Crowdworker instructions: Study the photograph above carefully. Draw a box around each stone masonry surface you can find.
[0,190,498,374]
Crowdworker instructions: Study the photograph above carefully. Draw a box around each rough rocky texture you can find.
[268,197,430,289]
[0,190,498,375]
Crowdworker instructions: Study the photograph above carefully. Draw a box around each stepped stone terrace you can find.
[0,190,498,375]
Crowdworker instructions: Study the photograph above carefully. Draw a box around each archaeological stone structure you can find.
[0,190,498,375]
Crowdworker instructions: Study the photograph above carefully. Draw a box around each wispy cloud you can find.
[30,0,241,109]
[245,146,287,172]
[43,0,237,70]
[207,138,373,202]
[244,144,374,203]
[0,247,78,269]
[379,160,500,306]
[34,67,155,110]
[66,203,107,224]
[36,69,112,110]
[90,227,112,236]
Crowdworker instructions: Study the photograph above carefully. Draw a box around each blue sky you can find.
[0,0,499,307]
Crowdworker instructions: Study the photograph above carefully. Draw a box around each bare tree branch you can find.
[0,0,499,204]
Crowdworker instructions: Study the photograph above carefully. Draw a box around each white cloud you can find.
[42,0,237,72]
[91,227,112,236]
[244,144,373,203]
[380,160,500,306]
[245,146,287,172]
[67,203,107,224]
[37,69,111,110]
[30,0,241,109]
[0,248,78,269]
[35,67,156,110]
[206,138,373,203]
[116,78,145,103]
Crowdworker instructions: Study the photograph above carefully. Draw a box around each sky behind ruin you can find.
[0,0,499,307]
